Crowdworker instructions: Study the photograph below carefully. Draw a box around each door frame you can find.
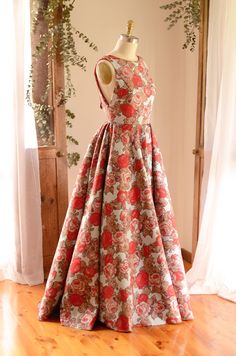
[192,0,210,261]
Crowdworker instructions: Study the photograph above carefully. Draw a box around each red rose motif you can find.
[120,103,135,118]
[81,311,96,325]
[120,211,129,222]
[68,217,79,231]
[117,88,128,97]
[156,300,165,312]
[137,293,148,304]
[167,285,176,297]
[102,230,112,249]
[104,203,113,215]
[155,235,162,247]
[119,289,129,302]
[104,253,113,265]
[77,243,86,252]
[106,173,115,187]
[69,293,84,306]
[104,263,116,279]
[90,287,98,297]
[143,245,150,257]
[133,92,143,106]
[120,260,129,274]
[145,217,155,230]
[158,188,167,198]
[166,316,181,324]
[93,174,103,191]
[129,186,141,204]
[134,159,143,171]
[85,266,97,278]
[130,219,140,234]
[173,271,184,281]
[70,258,81,274]
[157,255,165,264]
[89,212,101,226]
[106,298,118,314]
[136,271,149,289]
[129,241,137,254]
[117,153,129,168]
[45,287,57,299]
[121,66,132,77]
[138,64,144,73]
[72,196,85,210]
[121,124,132,131]
[71,279,85,293]
[141,140,148,149]
[67,230,78,241]
[117,190,127,203]
[94,197,102,210]
[131,209,140,219]
[103,285,114,299]
[160,223,171,236]
[116,315,129,331]
[171,254,178,262]
[154,153,161,162]
[144,85,152,97]
[150,273,161,286]
[132,74,142,87]
[81,231,91,245]
[121,133,130,147]
[121,170,131,184]
[136,301,150,317]
[142,188,152,203]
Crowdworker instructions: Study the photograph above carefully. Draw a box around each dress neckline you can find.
[105,54,140,63]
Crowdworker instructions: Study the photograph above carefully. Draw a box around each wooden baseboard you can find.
[181,248,192,264]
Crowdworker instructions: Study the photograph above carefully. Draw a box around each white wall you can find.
[66,0,199,252]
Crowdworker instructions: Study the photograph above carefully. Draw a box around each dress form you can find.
[96,20,139,105]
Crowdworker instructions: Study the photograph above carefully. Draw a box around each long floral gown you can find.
[38,54,194,332]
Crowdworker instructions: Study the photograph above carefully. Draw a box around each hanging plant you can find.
[160,0,200,51]
[27,0,98,167]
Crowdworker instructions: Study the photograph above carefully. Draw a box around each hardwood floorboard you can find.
[0,264,236,356]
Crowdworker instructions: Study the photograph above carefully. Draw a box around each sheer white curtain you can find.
[187,0,236,302]
[0,0,44,285]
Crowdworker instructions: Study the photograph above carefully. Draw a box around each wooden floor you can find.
[0,262,236,356]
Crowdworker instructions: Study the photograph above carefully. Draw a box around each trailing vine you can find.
[27,0,98,167]
[160,0,200,51]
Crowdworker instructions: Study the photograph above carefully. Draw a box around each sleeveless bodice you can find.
[95,54,156,125]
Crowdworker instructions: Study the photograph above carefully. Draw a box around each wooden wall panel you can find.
[39,158,59,277]
[192,0,209,261]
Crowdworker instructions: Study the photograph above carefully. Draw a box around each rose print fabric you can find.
[38,54,194,332]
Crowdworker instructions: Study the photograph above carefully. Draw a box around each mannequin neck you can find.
[108,35,139,61]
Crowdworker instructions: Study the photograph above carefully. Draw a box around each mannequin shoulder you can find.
[96,59,115,85]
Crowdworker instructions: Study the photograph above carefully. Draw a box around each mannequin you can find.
[96,20,139,104]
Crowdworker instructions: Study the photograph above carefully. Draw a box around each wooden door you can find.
[39,60,68,278]
[192,0,209,261]
[31,5,68,278]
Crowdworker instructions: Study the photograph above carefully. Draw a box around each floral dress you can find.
[37,54,194,332]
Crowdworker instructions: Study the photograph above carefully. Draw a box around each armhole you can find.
[94,57,116,108]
